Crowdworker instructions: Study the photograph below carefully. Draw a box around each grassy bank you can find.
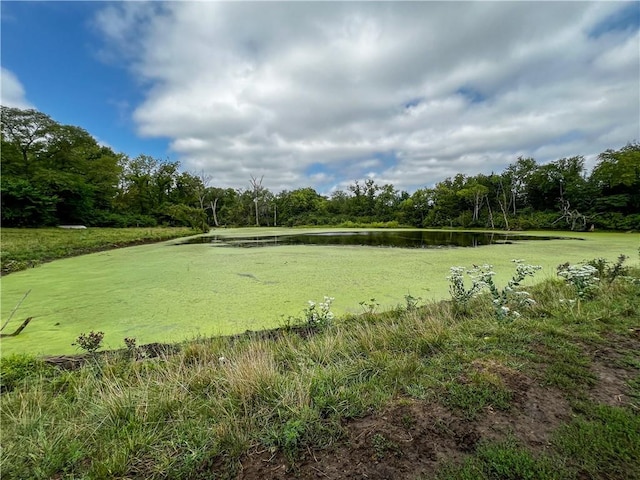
[1,228,638,356]
[1,264,638,479]
[0,227,197,275]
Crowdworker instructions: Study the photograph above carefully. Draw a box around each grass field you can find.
[1,228,638,356]
[0,227,195,275]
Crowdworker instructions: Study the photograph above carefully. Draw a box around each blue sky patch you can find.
[456,86,486,104]
[373,151,399,170]
[1,1,171,160]
[305,163,330,176]
[589,3,640,38]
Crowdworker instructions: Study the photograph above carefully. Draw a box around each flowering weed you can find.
[447,266,486,315]
[557,263,600,298]
[447,260,541,321]
[303,296,335,329]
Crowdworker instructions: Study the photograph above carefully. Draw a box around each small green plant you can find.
[303,296,335,329]
[403,294,421,312]
[587,254,630,284]
[371,433,400,460]
[264,418,307,461]
[359,298,380,315]
[400,413,416,430]
[72,331,104,354]
[123,337,137,351]
[123,337,145,360]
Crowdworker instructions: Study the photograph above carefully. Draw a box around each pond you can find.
[177,230,572,249]
[7,227,620,357]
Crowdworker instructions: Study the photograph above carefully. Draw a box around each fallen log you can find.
[0,290,31,333]
[0,317,33,338]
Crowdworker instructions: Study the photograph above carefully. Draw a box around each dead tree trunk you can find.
[553,199,587,231]
[0,317,33,337]
[250,175,264,227]
[210,198,219,227]
[485,195,495,229]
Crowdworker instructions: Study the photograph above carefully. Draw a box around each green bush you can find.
[0,354,56,392]
[591,212,640,231]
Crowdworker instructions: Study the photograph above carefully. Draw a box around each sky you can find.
[1,1,639,195]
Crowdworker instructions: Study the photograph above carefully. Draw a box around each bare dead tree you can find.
[495,180,510,231]
[196,170,213,211]
[249,175,264,227]
[0,317,33,338]
[553,199,587,231]
[193,170,214,230]
[273,202,277,227]
[485,194,495,229]
[210,198,219,227]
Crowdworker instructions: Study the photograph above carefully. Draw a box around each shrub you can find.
[480,260,542,321]
[0,354,56,392]
[72,331,104,354]
[586,255,629,284]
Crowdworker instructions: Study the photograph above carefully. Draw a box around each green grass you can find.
[1,270,639,479]
[554,402,640,479]
[1,228,638,356]
[436,439,571,480]
[0,226,196,275]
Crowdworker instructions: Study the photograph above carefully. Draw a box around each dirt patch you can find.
[469,359,571,450]
[587,333,640,407]
[236,365,570,480]
[238,402,475,480]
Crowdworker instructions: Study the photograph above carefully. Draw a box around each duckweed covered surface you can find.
[1,228,638,356]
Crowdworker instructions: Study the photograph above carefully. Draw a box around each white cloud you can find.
[0,68,33,109]
[94,2,639,193]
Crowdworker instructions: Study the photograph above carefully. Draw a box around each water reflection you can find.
[177,230,571,249]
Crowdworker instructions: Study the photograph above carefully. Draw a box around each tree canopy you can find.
[2,106,638,230]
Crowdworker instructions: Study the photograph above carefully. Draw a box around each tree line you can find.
[2,106,639,231]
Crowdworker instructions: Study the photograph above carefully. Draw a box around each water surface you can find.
[178,230,570,249]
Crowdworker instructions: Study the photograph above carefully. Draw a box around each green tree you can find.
[503,156,537,214]
[1,107,122,226]
[527,156,588,212]
[457,179,489,224]
[425,174,467,227]
[277,187,327,226]
[590,143,640,214]
[0,177,58,226]
[0,107,56,178]
[375,184,400,222]
[116,155,182,220]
